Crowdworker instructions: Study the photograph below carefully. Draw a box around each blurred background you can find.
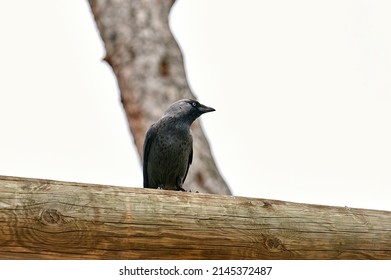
[0,0,390,210]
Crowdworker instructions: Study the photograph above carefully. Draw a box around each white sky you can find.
[0,1,390,211]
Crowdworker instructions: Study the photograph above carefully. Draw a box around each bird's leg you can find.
[176,178,187,192]
[176,186,187,192]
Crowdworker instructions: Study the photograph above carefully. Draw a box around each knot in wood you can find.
[262,201,273,208]
[40,208,62,225]
[264,236,286,252]
[159,57,170,77]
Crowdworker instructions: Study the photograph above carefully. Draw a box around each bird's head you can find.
[164,99,215,124]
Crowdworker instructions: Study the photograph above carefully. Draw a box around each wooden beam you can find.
[0,175,390,259]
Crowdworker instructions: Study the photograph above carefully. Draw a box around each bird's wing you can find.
[182,144,193,185]
[143,126,157,188]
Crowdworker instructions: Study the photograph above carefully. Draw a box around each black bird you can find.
[143,99,215,191]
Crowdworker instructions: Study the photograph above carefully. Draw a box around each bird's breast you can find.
[147,126,192,185]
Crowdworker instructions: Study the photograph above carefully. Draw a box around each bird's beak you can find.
[198,103,215,114]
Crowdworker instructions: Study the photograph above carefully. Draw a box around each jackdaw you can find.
[143,99,215,191]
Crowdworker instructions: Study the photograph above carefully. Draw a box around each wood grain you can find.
[0,175,390,259]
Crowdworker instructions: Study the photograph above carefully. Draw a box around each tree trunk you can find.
[87,0,231,195]
[1,175,390,260]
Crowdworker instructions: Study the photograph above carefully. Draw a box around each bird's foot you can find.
[176,186,187,192]
[184,188,199,193]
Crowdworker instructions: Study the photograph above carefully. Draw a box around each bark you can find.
[87,0,231,194]
[1,176,390,260]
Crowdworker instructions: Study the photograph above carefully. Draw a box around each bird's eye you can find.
[191,102,197,107]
